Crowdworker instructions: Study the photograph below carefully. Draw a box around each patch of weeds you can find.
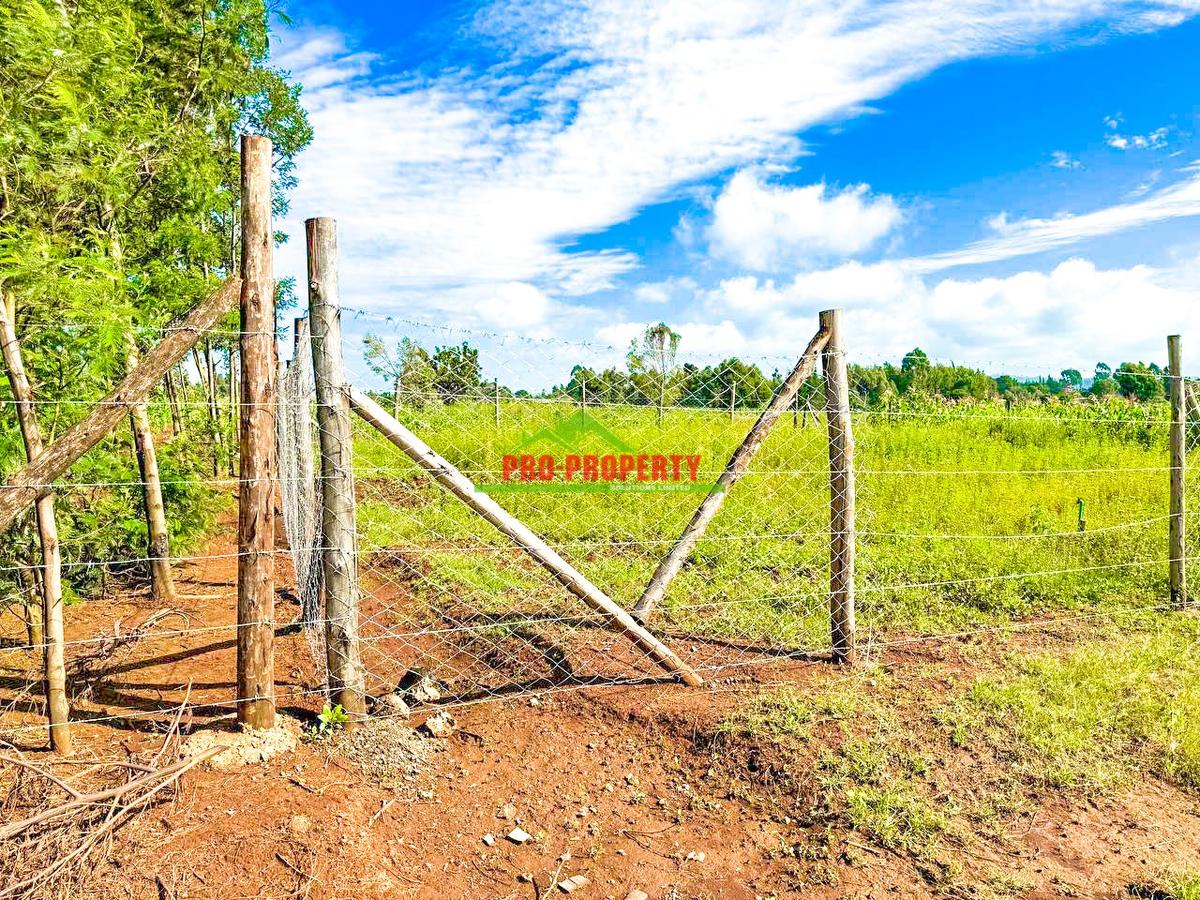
[718,678,867,741]
[844,784,947,852]
[977,869,1035,898]
[817,735,949,854]
[1131,873,1200,900]
[303,703,349,742]
[962,615,1200,792]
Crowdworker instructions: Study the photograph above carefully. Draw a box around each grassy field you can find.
[349,395,1189,663]
[716,610,1200,890]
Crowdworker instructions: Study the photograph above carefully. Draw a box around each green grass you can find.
[353,396,1189,649]
[714,613,1200,878]
[964,612,1200,791]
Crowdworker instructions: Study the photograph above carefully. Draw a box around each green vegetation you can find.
[965,613,1200,791]
[353,393,1185,652]
[716,613,1200,880]
[0,0,309,602]
[304,703,350,741]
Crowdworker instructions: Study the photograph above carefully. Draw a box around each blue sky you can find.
[271,1,1200,383]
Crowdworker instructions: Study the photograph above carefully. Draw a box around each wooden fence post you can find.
[1169,334,1187,608]
[0,299,71,753]
[127,339,177,605]
[821,308,856,665]
[237,134,276,729]
[307,217,367,718]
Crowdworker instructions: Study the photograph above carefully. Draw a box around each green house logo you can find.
[515,409,634,455]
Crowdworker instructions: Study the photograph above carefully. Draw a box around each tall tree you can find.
[0,0,311,648]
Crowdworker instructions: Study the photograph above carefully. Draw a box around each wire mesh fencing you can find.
[329,313,1193,710]
[0,308,1196,746]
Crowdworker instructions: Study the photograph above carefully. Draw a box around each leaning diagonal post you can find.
[346,386,704,687]
[0,277,242,535]
[629,324,831,624]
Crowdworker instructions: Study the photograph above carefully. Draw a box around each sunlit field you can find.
[352,395,1185,655]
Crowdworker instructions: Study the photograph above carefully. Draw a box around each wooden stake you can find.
[347,386,703,687]
[822,309,856,664]
[0,298,72,753]
[1169,334,1187,608]
[237,134,276,728]
[126,339,177,605]
[0,278,241,535]
[630,326,831,624]
[307,217,366,717]
[204,340,223,477]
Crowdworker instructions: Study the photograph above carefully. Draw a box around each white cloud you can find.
[707,171,901,270]
[1050,150,1081,169]
[701,256,1200,371]
[474,282,552,328]
[597,319,748,360]
[906,170,1200,272]
[274,2,1200,321]
[1106,127,1170,151]
[633,276,699,305]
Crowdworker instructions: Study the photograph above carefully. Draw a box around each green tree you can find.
[364,335,438,410]
[680,358,774,409]
[0,0,310,598]
[432,342,481,403]
[901,348,930,373]
[1114,362,1165,401]
[628,322,682,413]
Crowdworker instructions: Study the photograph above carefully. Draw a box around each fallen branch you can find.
[0,693,224,900]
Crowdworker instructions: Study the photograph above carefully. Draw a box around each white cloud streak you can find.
[906,171,1200,273]
[702,255,1200,371]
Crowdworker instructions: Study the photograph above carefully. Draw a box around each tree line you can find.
[366,323,1173,412]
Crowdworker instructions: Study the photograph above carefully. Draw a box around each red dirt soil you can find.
[3,519,1200,899]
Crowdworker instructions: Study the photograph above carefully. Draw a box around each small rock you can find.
[289,815,311,835]
[624,773,638,786]
[518,873,533,883]
[558,875,589,893]
[482,833,496,846]
[529,697,541,707]
[420,711,457,738]
[625,892,648,900]
[376,692,411,716]
[499,803,517,820]
[685,850,705,862]
[396,669,443,705]
[507,828,532,844]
